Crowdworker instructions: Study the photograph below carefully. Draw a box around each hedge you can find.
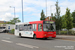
[9,29,14,34]
[57,30,75,35]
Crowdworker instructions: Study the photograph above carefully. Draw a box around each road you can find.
[56,35,75,40]
[0,33,75,50]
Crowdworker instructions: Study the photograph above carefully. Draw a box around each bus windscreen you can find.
[43,21,56,31]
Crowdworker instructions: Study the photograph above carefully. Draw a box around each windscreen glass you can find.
[43,21,56,31]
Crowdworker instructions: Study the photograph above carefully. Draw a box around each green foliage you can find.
[40,10,46,20]
[53,17,62,30]
[69,30,75,35]
[61,15,67,28]
[7,18,21,24]
[55,1,61,30]
[59,30,75,35]
[52,16,56,21]
[72,10,75,27]
[65,8,73,30]
[10,29,15,34]
[73,23,75,27]
[72,10,75,23]
[60,31,67,35]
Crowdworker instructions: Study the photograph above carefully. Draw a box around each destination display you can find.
[43,21,54,24]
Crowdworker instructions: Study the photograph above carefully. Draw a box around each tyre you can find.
[19,33,22,38]
[3,30,6,33]
[33,34,36,39]
[43,38,47,40]
[52,37,56,38]
[45,38,47,39]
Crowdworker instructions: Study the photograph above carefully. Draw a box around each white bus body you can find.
[15,23,34,37]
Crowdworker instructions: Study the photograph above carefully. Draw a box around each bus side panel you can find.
[21,31,34,37]
[33,24,44,38]
[33,31,56,38]
[15,30,19,36]
[33,31,44,38]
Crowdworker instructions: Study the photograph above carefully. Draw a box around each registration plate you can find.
[49,36,52,38]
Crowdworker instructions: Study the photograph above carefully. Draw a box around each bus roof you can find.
[15,20,55,25]
[15,22,29,25]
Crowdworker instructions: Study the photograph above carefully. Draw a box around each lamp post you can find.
[10,6,15,19]
[50,5,53,15]
[10,6,16,23]
[21,0,24,22]
[46,0,47,17]
[50,5,53,20]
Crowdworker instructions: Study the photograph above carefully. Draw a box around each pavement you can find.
[0,33,75,50]
[56,35,75,41]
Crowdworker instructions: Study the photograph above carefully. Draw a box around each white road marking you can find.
[16,43,39,49]
[3,37,10,39]
[1,40,13,43]
[5,38,10,39]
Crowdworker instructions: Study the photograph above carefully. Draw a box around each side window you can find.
[24,24,28,31]
[32,24,37,31]
[28,24,32,31]
[24,24,32,31]
[19,25,24,31]
[38,24,42,31]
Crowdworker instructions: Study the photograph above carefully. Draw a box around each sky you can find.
[0,0,75,22]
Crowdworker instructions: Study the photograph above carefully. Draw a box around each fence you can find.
[56,30,75,35]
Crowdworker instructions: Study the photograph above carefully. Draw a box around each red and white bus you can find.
[15,20,56,39]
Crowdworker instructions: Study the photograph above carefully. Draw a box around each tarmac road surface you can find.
[0,33,75,50]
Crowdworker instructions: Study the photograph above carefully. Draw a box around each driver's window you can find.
[49,24,54,30]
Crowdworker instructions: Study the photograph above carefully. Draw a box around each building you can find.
[0,21,8,27]
[45,16,52,20]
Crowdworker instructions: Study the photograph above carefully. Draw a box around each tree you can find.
[52,16,56,21]
[55,0,61,30]
[72,10,75,27]
[61,15,67,28]
[65,8,73,30]
[7,18,21,24]
[40,10,46,20]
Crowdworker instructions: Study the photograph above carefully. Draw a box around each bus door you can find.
[37,24,43,38]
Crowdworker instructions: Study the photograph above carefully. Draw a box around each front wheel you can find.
[43,38,48,40]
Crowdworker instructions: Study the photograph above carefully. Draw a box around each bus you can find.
[15,20,56,39]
